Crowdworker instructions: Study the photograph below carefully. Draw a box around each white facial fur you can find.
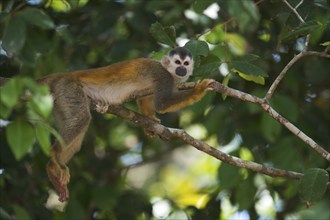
[161,54,194,83]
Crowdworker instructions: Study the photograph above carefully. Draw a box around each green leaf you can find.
[184,40,209,57]
[225,0,260,32]
[12,205,31,220]
[193,0,214,14]
[29,93,53,119]
[235,178,256,210]
[221,73,231,100]
[194,61,222,75]
[281,20,322,42]
[230,61,267,85]
[237,54,261,62]
[0,104,11,119]
[0,78,24,109]
[299,168,329,203]
[230,61,268,77]
[150,22,176,47]
[6,119,35,161]
[260,113,282,143]
[218,163,241,190]
[2,15,27,55]
[237,72,265,85]
[46,0,71,12]
[271,95,299,122]
[18,7,55,29]
[320,41,330,46]
[35,124,51,156]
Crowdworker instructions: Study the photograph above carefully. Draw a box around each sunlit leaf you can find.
[205,24,226,44]
[299,168,329,203]
[29,93,53,119]
[320,41,330,46]
[6,119,35,160]
[225,33,247,56]
[35,124,51,156]
[237,72,265,85]
[0,78,24,109]
[46,0,71,12]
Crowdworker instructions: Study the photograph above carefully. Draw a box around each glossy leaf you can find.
[18,7,55,29]
[6,119,35,160]
[150,22,176,47]
[299,168,329,202]
[2,15,26,55]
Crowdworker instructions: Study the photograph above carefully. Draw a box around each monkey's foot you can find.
[48,170,69,202]
[95,102,109,114]
[47,161,70,202]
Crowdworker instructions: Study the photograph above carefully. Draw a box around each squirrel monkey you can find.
[39,47,215,202]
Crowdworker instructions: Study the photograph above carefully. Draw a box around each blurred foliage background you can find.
[0,0,329,219]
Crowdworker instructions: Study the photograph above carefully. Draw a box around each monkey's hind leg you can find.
[137,95,161,137]
[47,78,91,202]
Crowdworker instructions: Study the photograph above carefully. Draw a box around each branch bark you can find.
[105,105,304,180]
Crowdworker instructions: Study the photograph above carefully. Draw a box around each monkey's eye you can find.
[183,61,189,66]
[175,60,181,65]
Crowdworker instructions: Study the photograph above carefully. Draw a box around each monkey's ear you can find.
[161,55,170,68]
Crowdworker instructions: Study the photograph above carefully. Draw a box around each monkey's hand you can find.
[47,160,70,202]
[195,79,216,91]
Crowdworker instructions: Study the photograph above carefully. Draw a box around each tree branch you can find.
[265,50,330,100]
[210,81,330,162]
[105,105,304,180]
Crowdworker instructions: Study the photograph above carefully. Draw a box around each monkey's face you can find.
[161,47,194,82]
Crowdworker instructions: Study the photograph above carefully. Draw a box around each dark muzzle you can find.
[175,66,187,76]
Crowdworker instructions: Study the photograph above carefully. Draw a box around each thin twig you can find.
[282,0,305,23]
[265,51,330,100]
[282,0,310,49]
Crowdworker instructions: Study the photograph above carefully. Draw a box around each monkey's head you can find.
[161,47,194,82]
